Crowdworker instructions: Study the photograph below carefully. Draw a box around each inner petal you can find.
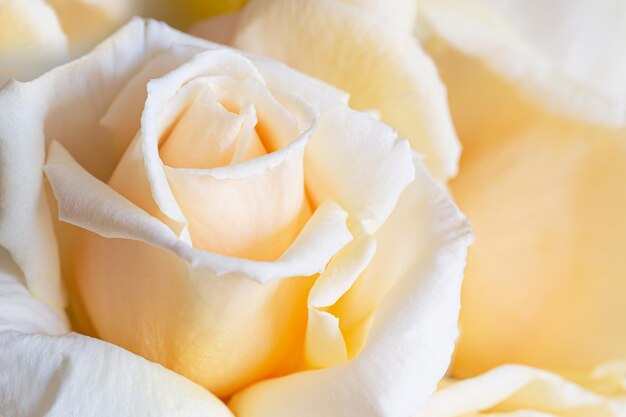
[159,88,249,169]
[160,79,313,261]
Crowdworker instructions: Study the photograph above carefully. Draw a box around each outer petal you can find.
[197,0,461,180]
[426,2,626,383]
[0,249,67,336]
[229,156,472,417]
[449,118,626,378]
[344,0,418,32]
[0,0,69,84]
[0,235,233,416]
[419,0,626,127]
[47,0,135,54]
[416,365,626,417]
[0,331,233,417]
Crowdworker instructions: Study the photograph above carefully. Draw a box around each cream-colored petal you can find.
[166,139,310,260]
[345,0,417,32]
[48,0,134,54]
[0,248,67,336]
[416,365,626,417]
[450,118,626,377]
[305,234,376,368]
[419,0,626,127]
[0,331,234,417]
[196,0,460,180]
[229,156,472,417]
[591,361,626,394]
[160,87,246,169]
[329,154,470,354]
[422,39,540,151]
[0,0,69,84]
[0,82,65,312]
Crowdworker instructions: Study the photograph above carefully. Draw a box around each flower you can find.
[0,18,471,417]
[0,0,133,84]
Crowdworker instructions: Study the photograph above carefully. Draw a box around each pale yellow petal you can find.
[419,0,626,127]
[345,0,418,32]
[304,234,376,368]
[0,0,69,83]
[417,365,626,417]
[450,118,626,377]
[48,0,134,54]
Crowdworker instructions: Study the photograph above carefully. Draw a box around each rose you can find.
[0,18,471,417]
[0,0,133,84]
[193,0,626,413]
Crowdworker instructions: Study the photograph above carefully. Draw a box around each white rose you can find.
[0,18,471,417]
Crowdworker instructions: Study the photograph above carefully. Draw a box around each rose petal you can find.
[419,0,626,127]
[0,330,234,417]
[449,118,626,378]
[0,0,69,84]
[346,0,418,32]
[47,0,134,54]
[305,234,376,368]
[229,155,472,417]
[0,249,67,336]
[416,365,626,417]
[196,0,460,180]
[165,138,311,260]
